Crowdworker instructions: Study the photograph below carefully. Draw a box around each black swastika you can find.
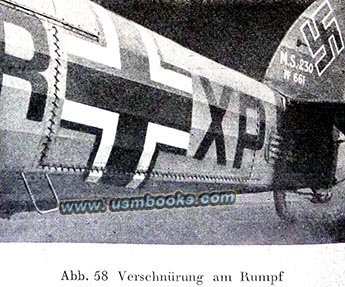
[301,0,344,76]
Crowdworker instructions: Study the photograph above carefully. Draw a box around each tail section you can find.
[265,0,345,103]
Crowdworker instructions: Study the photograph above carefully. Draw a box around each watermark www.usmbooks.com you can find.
[59,191,236,215]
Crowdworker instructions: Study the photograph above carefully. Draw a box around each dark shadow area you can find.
[93,0,313,80]
[273,102,338,189]
[325,216,345,242]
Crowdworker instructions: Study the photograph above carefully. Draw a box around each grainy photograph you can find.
[1,0,345,244]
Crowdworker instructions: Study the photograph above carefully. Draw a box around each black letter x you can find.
[193,77,230,165]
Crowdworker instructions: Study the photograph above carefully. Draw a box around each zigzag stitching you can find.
[39,26,61,164]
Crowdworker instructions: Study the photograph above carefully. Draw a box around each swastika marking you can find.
[300,0,344,76]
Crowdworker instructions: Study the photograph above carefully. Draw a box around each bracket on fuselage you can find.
[21,172,59,214]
